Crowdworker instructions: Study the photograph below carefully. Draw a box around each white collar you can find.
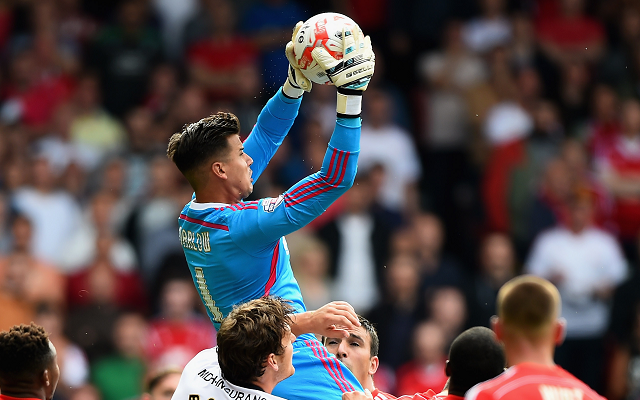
[189,201,230,210]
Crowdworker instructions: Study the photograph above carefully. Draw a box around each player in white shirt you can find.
[172,297,364,400]
[172,297,296,400]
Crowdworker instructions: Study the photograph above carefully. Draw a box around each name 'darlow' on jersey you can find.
[179,227,211,252]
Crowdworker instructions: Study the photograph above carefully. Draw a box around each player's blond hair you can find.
[497,275,561,340]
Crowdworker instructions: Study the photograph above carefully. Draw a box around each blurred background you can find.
[0,0,639,399]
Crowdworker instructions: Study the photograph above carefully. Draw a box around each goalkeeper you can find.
[167,21,375,400]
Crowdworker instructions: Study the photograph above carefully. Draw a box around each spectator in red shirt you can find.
[536,0,605,66]
[396,322,449,396]
[585,85,621,158]
[596,99,640,241]
[1,50,73,132]
[186,0,258,101]
[66,232,146,313]
[561,140,613,230]
[0,2,12,50]
[145,278,216,369]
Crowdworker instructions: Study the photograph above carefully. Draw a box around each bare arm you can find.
[289,301,361,338]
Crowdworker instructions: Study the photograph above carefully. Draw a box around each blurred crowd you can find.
[1,0,640,399]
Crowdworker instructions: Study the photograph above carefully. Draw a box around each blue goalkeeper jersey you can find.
[178,88,360,329]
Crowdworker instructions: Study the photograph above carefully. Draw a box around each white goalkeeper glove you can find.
[312,25,375,117]
[283,21,312,99]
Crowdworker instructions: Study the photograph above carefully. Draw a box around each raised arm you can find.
[242,90,302,182]
[229,25,375,253]
[243,22,312,182]
[231,115,361,251]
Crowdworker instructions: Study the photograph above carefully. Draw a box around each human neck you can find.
[194,185,239,205]
[364,376,375,392]
[568,223,587,234]
[503,337,556,367]
[447,382,466,398]
[250,377,274,394]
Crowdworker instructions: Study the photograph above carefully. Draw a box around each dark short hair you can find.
[447,326,505,394]
[0,323,55,382]
[166,112,240,176]
[217,297,294,387]
[358,316,379,358]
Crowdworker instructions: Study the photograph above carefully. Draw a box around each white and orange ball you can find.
[292,13,364,85]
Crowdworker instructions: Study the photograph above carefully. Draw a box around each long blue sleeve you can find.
[229,117,361,254]
[243,88,302,182]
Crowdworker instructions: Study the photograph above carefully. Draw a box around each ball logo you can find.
[292,12,363,85]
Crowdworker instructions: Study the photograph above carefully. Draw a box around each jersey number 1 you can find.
[194,267,224,323]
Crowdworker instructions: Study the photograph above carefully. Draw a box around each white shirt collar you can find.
[189,201,230,210]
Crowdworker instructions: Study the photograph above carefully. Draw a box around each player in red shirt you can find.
[465,275,605,400]
[0,323,60,400]
[325,317,505,400]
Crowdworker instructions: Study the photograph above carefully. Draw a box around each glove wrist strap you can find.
[283,79,304,99]
[336,91,362,118]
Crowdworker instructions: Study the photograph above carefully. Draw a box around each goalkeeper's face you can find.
[223,134,254,200]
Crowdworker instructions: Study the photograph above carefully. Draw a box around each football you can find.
[292,13,363,85]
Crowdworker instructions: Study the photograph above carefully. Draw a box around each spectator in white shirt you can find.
[360,89,422,214]
[12,156,82,267]
[462,0,512,54]
[525,191,627,393]
[419,21,488,150]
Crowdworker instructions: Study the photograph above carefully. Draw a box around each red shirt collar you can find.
[0,395,43,400]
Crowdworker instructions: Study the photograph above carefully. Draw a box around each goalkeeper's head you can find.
[167,112,254,200]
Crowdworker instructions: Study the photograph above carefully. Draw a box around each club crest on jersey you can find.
[262,195,284,213]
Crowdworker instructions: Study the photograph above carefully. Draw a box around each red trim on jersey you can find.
[284,149,340,205]
[328,151,345,185]
[264,239,280,296]
[0,396,42,400]
[179,214,229,231]
[373,388,443,400]
[287,149,338,199]
[286,153,349,206]
[335,152,350,186]
[305,339,352,393]
[318,343,357,392]
[314,339,356,392]
[220,201,259,212]
[285,151,350,207]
